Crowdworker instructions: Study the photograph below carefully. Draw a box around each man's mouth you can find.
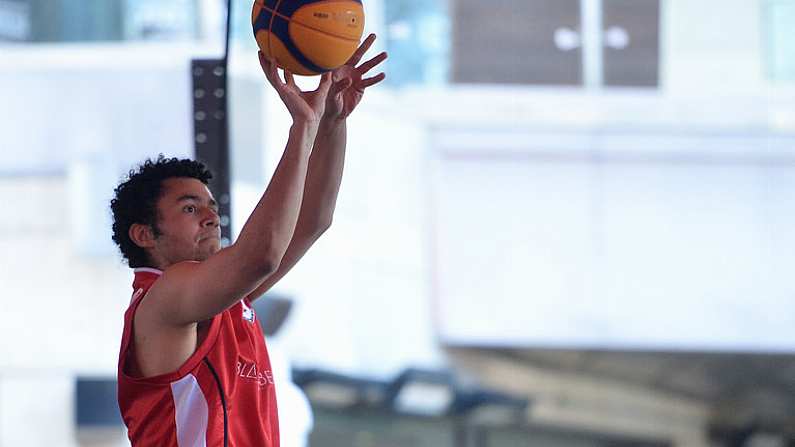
[198,233,221,242]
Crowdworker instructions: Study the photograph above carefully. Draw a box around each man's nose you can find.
[203,208,220,227]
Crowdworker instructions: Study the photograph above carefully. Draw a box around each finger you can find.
[259,51,273,64]
[284,69,296,86]
[316,71,334,94]
[346,33,376,66]
[360,72,386,89]
[331,77,353,96]
[265,57,283,83]
[258,52,283,88]
[257,51,273,77]
[357,51,388,75]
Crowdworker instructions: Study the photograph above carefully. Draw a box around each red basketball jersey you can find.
[117,267,280,446]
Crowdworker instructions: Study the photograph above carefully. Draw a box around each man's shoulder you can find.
[141,261,200,297]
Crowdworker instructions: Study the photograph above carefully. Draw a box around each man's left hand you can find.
[323,33,388,121]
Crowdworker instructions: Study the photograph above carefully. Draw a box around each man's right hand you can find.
[259,52,333,124]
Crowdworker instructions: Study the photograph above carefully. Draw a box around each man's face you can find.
[150,177,221,267]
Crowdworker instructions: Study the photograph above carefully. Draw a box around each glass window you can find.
[385,0,450,86]
[124,0,200,41]
[0,0,210,43]
[452,0,582,85]
[602,0,660,87]
[765,0,795,81]
[0,0,30,41]
[0,0,125,42]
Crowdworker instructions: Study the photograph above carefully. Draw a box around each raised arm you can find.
[245,34,388,302]
[143,55,333,326]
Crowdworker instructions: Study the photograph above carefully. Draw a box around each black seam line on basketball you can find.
[281,0,364,32]
[253,0,279,10]
[203,358,228,447]
[257,0,361,19]
[259,4,361,43]
[266,14,327,73]
[254,0,360,7]
[262,0,359,43]
[253,7,273,38]
[267,0,286,67]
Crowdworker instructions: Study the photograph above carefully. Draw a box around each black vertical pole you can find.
[191,59,232,245]
[191,0,234,246]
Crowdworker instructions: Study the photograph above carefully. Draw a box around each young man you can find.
[110,36,386,446]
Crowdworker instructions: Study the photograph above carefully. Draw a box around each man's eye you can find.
[184,205,196,213]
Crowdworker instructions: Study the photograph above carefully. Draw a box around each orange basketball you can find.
[252,0,365,76]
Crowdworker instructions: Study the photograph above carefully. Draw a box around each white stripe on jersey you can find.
[170,374,209,447]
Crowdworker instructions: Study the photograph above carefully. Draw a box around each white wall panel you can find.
[434,132,795,350]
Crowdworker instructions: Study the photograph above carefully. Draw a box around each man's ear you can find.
[129,223,157,249]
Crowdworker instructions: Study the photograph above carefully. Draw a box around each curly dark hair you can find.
[110,155,213,268]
